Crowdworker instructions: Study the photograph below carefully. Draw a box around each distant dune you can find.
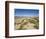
[15,16,39,19]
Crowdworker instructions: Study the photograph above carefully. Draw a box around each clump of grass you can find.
[34,23,39,29]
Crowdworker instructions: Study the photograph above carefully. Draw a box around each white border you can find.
[9,3,44,36]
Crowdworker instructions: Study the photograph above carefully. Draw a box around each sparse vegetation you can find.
[14,16,39,30]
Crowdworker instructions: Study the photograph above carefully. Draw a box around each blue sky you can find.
[14,9,39,16]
